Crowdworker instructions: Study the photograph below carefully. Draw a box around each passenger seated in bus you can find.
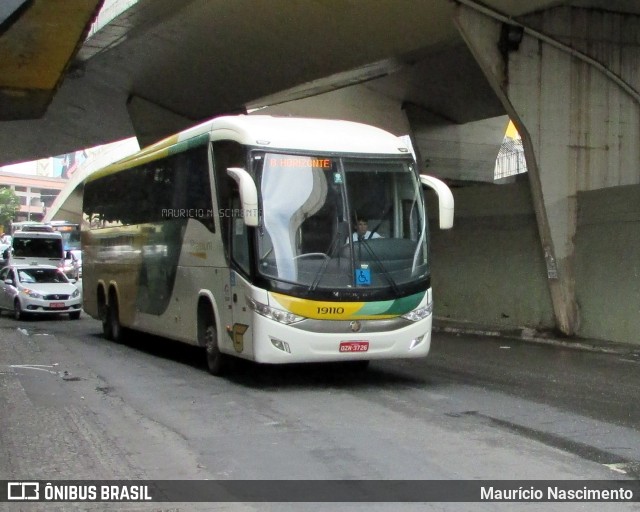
[350,218,382,242]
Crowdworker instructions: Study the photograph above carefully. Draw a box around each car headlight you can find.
[72,288,80,298]
[246,297,303,325]
[401,301,433,322]
[22,288,43,299]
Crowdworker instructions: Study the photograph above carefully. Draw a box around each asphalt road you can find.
[1,312,639,511]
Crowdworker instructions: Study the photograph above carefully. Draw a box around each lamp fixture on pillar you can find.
[499,23,524,56]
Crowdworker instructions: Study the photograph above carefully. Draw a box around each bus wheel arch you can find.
[197,295,228,376]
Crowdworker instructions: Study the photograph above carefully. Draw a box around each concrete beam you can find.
[0,0,103,120]
[406,106,508,183]
[255,84,412,137]
[126,95,197,148]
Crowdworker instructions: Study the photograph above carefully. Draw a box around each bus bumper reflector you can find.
[270,337,291,353]
[409,335,425,351]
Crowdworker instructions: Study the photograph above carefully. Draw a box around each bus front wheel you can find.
[204,324,228,376]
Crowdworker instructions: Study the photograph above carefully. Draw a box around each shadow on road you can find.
[91,329,434,391]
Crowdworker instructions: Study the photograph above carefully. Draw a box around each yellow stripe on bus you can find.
[86,133,182,182]
[270,293,397,320]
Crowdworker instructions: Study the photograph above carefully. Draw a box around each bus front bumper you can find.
[250,313,432,364]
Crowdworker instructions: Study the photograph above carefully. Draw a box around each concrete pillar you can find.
[454,4,640,336]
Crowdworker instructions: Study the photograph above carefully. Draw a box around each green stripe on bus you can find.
[168,133,210,156]
[356,291,425,316]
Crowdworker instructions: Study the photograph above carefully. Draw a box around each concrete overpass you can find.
[1,0,639,345]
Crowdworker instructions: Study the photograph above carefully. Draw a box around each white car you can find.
[0,264,82,320]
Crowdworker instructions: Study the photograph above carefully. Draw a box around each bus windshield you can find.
[256,153,429,298]
[49,222,81,250]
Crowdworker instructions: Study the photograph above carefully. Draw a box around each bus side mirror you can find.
[226,167,259,227]
[420,175,454,229]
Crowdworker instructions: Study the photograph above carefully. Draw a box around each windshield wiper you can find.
[309,221,350,291]
[355,239,400,295]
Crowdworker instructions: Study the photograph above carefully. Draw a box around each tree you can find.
[0,187,20,232]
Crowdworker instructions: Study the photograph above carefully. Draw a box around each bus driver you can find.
[351,218,382,242]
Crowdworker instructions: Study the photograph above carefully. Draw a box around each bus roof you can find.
[191,115,409,154]
[87,116,411,182]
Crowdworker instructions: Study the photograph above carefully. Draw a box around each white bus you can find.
[81,115,453,374]
[9,221,81,250]
[49,220,81,250]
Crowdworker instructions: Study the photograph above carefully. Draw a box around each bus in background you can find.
[81,115,454,375]
[49,220,81,251]
[9,221,81,251]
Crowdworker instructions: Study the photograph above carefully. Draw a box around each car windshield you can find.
[18,268,68,284]
[256,153,429,296]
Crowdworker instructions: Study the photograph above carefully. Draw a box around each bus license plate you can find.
[49,302,65,308]
[339,341,369,352]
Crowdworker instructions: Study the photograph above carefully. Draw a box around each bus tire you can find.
[199,308,228,376]
[205,324,229,375]
[107,291,126,343]
[102,307,113,339]
[99,288,113,339]
[198,298,229,375]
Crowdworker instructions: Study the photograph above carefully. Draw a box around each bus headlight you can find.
[246,297,304,325]
[401,301,433,322]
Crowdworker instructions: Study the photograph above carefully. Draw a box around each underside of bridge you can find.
[255,3,640,344]
[4,0,640,344]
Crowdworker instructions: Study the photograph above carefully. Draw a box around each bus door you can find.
[226,201,254,357]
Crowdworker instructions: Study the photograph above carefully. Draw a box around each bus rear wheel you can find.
[99,291,112,339]
[204,324,228,376]
[106,293,126,342]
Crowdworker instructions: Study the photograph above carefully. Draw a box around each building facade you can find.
[0,171,67,224]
